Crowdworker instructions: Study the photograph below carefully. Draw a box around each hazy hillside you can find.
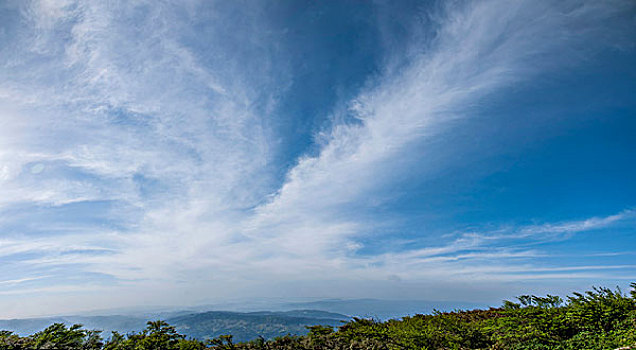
[0,310,349,342]
[167,310,348,342]
[278,299,483,320]
[0,315,148,337]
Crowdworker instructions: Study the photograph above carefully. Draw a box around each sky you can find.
[0,0,635,318]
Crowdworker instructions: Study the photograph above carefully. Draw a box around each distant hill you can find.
[0,310,349,343]
[277,299,483,320]
[0,315,148,337]
[167,310,348,342]
[182,298,483,320]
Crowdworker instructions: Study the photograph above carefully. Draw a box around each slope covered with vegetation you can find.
[1,284,635,349]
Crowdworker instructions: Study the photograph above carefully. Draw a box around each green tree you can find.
[31,323,88,349]
[139,320,185,350]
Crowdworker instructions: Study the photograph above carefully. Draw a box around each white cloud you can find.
[0,0,634,316]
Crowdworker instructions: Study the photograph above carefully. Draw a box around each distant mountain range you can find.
[0,299,484,342]
[0,315,148,338]
[168,310,348,342]
[0,310,348,343]
[274,299,483,320]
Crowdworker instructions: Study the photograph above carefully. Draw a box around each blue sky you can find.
[0,0,635,317]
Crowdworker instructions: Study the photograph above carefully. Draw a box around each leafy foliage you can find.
[1,283,635,349]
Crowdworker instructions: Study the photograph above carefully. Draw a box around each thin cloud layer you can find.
[0,0,634,317]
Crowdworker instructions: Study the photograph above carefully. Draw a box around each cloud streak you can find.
[0,0,634,317]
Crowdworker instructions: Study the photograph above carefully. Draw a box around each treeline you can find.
[1,283,635,349]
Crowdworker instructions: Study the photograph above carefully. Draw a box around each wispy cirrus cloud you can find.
[0,0,634,317]
[364,210,635,278]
